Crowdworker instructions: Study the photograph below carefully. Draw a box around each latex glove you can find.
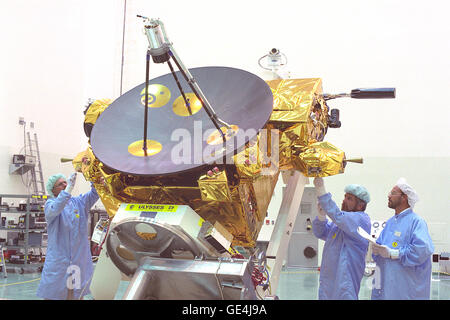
[317,204,327,221]
[65,172,77,194]
[313,177,327,197]
[371,243,399,259]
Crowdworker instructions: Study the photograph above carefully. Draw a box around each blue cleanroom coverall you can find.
[37,185,99,300]
[371,208,434,300]
[312,193,371,300]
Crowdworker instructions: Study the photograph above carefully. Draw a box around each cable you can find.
[0,277,41,287]
[315,121,327,141]
[214,259,225,300]
[14,146,33,193]
[119,0,127,96]
[255,285,264,300]
[257,51,288,71]
[265,264,272,295]
[263,267,270,285]
[257,56,267,70]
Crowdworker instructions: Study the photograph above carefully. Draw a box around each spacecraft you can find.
[67,18,395,299]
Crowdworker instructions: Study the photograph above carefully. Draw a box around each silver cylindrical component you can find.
[144,21,165,50]
[144,19,170,63]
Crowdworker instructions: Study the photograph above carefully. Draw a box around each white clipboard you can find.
[357,226,377,244]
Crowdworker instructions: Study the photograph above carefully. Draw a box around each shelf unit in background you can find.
[0,194,47,274]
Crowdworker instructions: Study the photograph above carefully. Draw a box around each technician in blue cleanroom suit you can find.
[312,177,371,300]
[371,178,434,300]
[37,172,99,300]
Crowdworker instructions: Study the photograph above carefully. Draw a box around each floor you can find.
[276,269,450,300]
[1,266,449,300]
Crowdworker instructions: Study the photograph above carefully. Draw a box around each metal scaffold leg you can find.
[265,170,309,295]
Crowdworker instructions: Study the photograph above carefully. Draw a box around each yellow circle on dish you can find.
[136,231,157,241]
[206,125,239,145]
[140,84,171,108]
[128,139,163,157]
[172,93,203,116]
[116,245,135,261]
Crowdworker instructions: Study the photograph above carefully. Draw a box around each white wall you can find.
[0,1,449,250]
[0,1,123,199]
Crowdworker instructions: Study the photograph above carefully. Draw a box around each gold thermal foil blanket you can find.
[267,78,325,123]
[233,128,279,179]
[198,171,232,202]
[84,99,112,125]
[265,78,330,171]
[294,141,345,177]
[73,148,102,183]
